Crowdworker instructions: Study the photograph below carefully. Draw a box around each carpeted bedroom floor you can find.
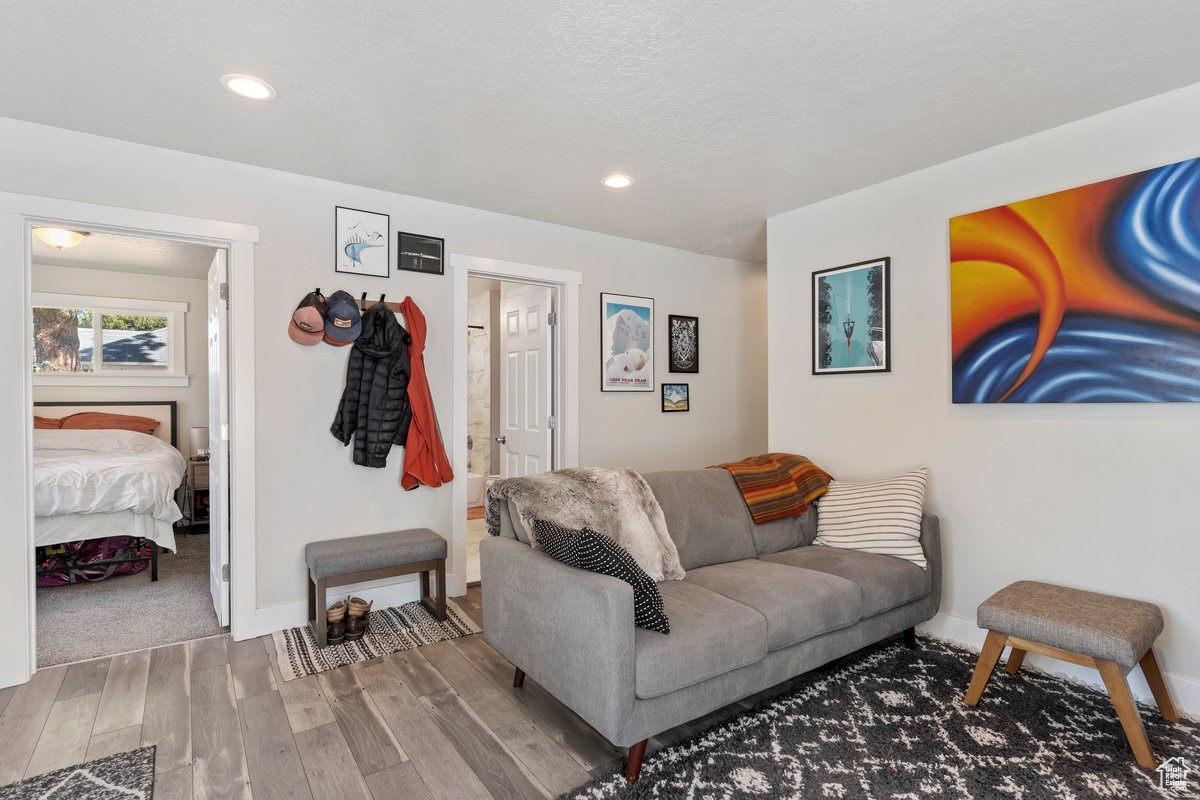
[36,532,225,666]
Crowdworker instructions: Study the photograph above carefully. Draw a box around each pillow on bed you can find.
[33,416,63,429]
[59,412,160,435]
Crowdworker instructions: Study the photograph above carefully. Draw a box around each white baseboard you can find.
[252,571,457,639]
[919,611,1200,717]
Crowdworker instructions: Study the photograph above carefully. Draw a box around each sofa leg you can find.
[625,739,648,783]
[513,667,525,688]
[903,627,918,649]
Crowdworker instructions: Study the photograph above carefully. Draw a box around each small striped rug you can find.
[271,599,481,681]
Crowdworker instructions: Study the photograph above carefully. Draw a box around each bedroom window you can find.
[32,293,189,386]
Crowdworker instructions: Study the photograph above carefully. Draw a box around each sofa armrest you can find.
[480,535,635,741]
[921,514,943,612]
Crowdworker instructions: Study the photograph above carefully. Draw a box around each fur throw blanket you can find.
[486,468,685,581]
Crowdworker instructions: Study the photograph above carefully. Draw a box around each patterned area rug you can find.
[565,638,1200,799]
[272,599,481,680]
[0,746,155,799]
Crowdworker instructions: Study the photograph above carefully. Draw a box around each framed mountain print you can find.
[335,206,389,278]
[601,292,653,392]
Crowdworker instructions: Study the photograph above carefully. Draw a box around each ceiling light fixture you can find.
[602,174,634,189]
[220,74,277,101]
[32,227,89,250]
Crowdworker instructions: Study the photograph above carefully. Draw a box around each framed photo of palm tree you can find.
[812,257,890,375]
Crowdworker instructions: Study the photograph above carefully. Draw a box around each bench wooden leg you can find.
[513,668,525,688]
[964,630,1007,706]
[436,559,447,621]
[1005,647,1026,675]
[625,739,647,783]
[1097,659,1156,769]
[307,575,315,634]
[1139,648,1179,724]
[313,577,328,648]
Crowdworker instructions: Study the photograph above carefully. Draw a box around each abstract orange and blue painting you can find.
[950,156,1200,403]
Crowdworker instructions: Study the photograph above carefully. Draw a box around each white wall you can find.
[0,116,767,632]
[31,264,209,440]
[768,82,1200,710]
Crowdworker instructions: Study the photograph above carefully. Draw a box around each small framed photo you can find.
[813,257,890,375]
[335,206,389,278]
[398,231,445,275]
[662,383,689,412]
[601,292,654,392]
[667,314,699,373]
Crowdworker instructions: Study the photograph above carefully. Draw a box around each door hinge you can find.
[547,415,558,431]
[219,282,229,301]
[547,311,557,326]
[221,563,230,582]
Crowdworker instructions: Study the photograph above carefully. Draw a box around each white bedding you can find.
[36,511,178,552]
[33,428,187,535]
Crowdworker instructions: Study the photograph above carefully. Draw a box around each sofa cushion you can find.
[813,468,929,568]
[684,560,862,651]
[750,509,817,557]
[642,470,757,570]
[532,519,670,634]
[634,581,766,699]
[762,545,930,618]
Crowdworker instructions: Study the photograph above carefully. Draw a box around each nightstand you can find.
[184,457,210,533]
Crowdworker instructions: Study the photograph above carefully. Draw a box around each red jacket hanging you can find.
[399,296,454,490]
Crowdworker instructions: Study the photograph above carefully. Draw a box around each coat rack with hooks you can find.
[356,292,404,313]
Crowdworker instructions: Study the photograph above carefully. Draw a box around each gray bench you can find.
[305,528,448,647]
[965,580,1178,769]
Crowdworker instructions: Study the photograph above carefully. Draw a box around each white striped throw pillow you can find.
[813,468,928,569]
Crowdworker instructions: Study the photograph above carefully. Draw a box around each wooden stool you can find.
[305,528,448,647]
[964,580,1178,769]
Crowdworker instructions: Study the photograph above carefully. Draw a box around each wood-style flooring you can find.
[0,587,793,799]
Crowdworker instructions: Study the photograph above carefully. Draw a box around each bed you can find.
[33,402,187,584]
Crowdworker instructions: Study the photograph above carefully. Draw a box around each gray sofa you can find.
[481,469,942,781]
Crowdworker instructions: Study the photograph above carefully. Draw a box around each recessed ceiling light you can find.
[220,74,277,101]
[32,227,89,249]
[602,174,634,189]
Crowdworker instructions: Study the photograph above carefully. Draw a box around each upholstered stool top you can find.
[305,528,447,579]
[977,580,1163,667]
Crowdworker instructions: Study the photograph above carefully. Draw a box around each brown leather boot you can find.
[345,596,372,641]
[325,600,346,646]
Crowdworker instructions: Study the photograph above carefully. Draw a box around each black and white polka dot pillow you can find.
[532,519,670,634]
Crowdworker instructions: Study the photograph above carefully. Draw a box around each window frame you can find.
[32,292,189,387]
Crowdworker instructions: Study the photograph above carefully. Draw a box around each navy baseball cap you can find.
[323,290,362,345]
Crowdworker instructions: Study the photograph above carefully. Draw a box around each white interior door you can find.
[499,283,553,478]
[207,250,231,626]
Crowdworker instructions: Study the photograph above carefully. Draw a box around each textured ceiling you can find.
[3,1,1200,262]
[33,231,218,279]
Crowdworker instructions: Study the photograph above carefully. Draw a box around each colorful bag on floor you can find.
[36,536,151,586]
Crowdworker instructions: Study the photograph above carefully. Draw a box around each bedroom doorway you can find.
[28,224,234,665]
[464,277,557,583]
[451,255,582,596]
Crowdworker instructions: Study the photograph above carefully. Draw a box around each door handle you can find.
[495,435,507,444]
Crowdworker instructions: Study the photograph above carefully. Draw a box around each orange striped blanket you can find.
[710,453,832,524]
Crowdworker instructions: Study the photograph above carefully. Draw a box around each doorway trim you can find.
[0,190,259,688]
[449,254,582,596]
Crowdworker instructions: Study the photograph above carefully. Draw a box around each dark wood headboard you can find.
[34,401,179,449]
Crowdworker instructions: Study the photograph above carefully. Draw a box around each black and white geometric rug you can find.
[271,599,481,680]
[565,638,1200,799]
[0,746,155,799]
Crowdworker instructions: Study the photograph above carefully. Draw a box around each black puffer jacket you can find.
[331,305,413,467]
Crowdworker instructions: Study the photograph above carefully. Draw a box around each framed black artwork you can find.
[397,231,445,275]
[667,314,699,373]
